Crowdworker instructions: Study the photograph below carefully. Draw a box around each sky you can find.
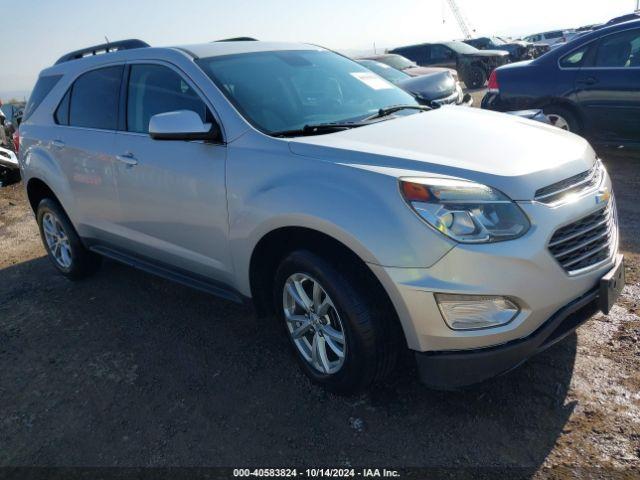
[2,0,637,100]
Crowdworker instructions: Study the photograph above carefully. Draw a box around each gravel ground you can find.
[0,115,639,475]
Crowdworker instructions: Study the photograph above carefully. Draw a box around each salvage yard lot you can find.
[1,132,639,472]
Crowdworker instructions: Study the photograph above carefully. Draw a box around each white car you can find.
[524,30,578,47]
[19,39,624,392]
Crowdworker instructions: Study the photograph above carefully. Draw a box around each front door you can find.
[576,27,640,144]
[112,62,232,284]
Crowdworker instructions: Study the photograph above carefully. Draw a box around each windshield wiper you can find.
[362,105,431,122]
[271,122,364,138]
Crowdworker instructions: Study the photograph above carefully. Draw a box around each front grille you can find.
[548,199,617,274]
[432,90,459,106]
[535,162,602,205]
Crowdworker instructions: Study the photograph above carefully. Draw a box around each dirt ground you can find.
[0,128,639,476]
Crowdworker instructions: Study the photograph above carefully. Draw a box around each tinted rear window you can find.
[69,66,123,130]
[22,75,62,122]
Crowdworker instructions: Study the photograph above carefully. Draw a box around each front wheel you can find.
[273,250,399,394]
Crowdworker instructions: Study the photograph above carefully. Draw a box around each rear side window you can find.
[126,64,209,134]
[22,75,62,122]
[55,90,70,125]
[68,66,123,130]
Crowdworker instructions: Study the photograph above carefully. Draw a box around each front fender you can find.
[226,137,454,296]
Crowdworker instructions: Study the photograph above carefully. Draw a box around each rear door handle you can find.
[116,153,138,166]
[51,139,65,149]
[577,77,598,86]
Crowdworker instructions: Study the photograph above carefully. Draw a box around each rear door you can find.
[52,65,123,240]
[575,27,640,144]
[112,62,231,283]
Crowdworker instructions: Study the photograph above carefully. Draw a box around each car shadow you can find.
[0,256,577,471]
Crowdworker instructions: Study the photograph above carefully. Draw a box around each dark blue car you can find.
[482,19,640,146]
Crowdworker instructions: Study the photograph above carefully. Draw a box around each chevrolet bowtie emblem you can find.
[596,189,611,205]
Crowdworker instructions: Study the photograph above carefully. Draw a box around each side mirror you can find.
[149,110,219,141]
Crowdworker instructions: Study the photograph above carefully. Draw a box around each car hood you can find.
[288,107,595,201]
[462,49,510,57]
[397,71,456,101]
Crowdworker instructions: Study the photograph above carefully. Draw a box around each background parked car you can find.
[389,41,509,89]
[482,19,640,146]
[358,53,457,78]
[356,59,472,107]
[523,30,578,46]
[464,36,535,61]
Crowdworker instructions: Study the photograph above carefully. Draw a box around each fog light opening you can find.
[435,294,520,331]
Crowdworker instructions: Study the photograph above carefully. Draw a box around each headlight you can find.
[399,177,530,243]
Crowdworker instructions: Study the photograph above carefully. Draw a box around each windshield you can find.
[357,60,410,84]
[197,50,418,135]
[377,54,417,70]
[490,37,506,45]
[443,41,480,54]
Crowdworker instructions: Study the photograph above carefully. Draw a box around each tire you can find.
[36,198,102,279]
[542,105,581,134]
[273,250,399,394]
[464,66,487,89]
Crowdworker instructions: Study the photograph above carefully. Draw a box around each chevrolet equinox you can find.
[18,39,624,392]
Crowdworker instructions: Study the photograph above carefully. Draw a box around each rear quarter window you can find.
[559,45,590,68]
[22,75,62,122]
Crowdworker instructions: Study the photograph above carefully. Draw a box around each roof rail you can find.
[54,39,150,65]
[213,37,258,42]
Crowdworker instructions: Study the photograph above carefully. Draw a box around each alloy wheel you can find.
[282,273,347,374]
[42,212,73,269]
[546,113,570,130]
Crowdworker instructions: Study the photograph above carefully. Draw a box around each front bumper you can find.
[0,146,19,170]
[367,169,620,387]
[415,254,622,389]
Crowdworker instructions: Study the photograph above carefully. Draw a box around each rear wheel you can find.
[273,250,399,394]
[543,105,581,133]
[37,198,102,279]
[464,66,487,89]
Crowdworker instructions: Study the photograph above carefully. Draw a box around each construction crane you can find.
[444,0,474,39]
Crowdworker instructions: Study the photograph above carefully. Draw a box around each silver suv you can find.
[19,39,624,392]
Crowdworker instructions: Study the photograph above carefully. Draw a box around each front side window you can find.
[431,45,453,60]
[69,66,123,130]
[196,50,418,135]
[594,29,640,68]
[127,64,210,134]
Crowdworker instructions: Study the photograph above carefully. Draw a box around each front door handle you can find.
[116,153,138,167]
[51,139,65,149]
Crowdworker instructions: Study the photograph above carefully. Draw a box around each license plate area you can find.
[599,254,625,314]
